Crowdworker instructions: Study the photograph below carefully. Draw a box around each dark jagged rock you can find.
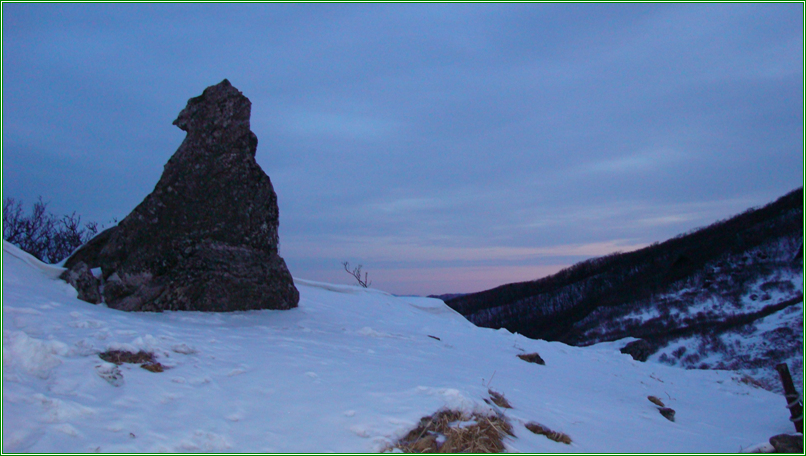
[658,407,676,422]
[620,339,652,362]
[517,352,546,365]
[59,261,102,304]
[64,79,299,311]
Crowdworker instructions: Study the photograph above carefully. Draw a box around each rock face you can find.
[769,434,803,453]
[65,79,299,312]
[60,261,102,304]
[63,227,118,270]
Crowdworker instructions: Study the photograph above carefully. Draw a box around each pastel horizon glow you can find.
[2,3,803,296]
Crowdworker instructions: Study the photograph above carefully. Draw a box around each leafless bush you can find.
[342,261,371,288]
[672,346,687,359]
[3,197,98,263]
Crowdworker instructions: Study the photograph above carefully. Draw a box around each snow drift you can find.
[2,240,796,452]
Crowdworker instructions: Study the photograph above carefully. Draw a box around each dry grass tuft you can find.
[99,350,166,373]
[140,362,165,373]
[736,374,765,389]
[386,409,513,453]
[647,395,665,407]
[486,389,513,409]
[517,352,545,365]
[524,422,572,444]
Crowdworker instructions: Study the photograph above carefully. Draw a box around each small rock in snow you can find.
[659,407,676,422]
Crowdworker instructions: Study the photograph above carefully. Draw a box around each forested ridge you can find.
[445,188,803,345]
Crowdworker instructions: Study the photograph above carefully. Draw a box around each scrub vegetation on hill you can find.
[446,188,803,390]
[2,197,99,264]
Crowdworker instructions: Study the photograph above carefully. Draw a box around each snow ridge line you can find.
[2,240,65,279]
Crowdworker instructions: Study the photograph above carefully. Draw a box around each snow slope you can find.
[2,241,797,452]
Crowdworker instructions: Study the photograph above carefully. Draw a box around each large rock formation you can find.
[64,79,299,312]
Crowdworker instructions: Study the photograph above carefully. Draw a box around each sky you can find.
[2,3,804,296]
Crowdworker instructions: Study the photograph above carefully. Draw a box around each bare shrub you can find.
[682,353,701,367]
[342,261,371,288]
[658,353,674,365]
[3,197,98,263]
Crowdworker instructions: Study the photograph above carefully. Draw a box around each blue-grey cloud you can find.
[3,3,803,295]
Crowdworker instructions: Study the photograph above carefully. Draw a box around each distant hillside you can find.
[445,188,803,391]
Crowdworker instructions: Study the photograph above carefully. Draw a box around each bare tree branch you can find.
[343,261,371,288]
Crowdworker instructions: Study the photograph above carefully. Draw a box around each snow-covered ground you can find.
[2,241,798,452]
[571,243,803,396]
[618,269,803,326]
[646,301,804,393]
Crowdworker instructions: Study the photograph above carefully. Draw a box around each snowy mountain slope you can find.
[572,240,804,394]
[646,300,803,393]
[2,241,797,452]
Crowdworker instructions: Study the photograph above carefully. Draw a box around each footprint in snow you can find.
[171,343,197,354]
[68,319,105,329]
[227,368,247,377]
[189,377,211,386]
[350,425,371,438]
[225,412,244,422]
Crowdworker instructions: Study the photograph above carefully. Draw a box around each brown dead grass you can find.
[517,352,545,365]
[486,389,512,409]
[736,374,765,389]
[140,362,165,373]
[387,409,514,453]
[98,350,166,373]
[524,422,572,444]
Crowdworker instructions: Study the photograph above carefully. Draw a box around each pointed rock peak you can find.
[64,80,299,312]
[172,79,251,134]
